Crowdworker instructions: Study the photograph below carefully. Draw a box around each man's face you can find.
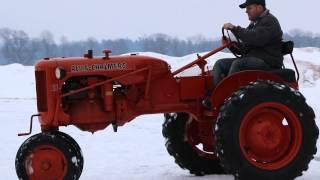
[246,4,263,21]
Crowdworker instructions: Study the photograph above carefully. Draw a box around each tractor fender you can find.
[210,70,298,111]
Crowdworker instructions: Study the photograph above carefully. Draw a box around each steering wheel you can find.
[222,28,244,58]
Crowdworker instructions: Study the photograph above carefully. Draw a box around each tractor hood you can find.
[35,54,171,84]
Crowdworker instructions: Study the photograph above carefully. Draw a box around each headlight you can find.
[55,67,66,79]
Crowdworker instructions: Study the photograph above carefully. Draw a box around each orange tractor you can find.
[16,30,318,180]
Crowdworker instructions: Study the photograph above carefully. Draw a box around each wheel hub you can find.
[239,102,302,170]
[41,160,52,171]
[25,145,67,179]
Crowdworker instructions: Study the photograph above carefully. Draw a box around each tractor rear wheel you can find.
[215,80,319,180]
[15,132,83,180]
[163,112,224,176]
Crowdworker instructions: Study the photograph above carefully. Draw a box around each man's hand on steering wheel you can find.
[223,23,236,30]
[222,24,244,57]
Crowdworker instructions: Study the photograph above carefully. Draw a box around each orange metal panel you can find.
[179,76,206,100]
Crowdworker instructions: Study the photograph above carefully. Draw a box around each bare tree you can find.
[0,28,35,64]
[40,30,56,57]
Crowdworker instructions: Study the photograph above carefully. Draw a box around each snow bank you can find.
[0,64,35,98]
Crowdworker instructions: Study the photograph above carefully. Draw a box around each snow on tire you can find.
[163,112,224,176]
[15,132,83,180]
[215,80,319,180]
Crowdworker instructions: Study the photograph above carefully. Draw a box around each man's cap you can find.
[239,0,265,9]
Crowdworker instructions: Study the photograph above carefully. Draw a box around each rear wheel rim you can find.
[25,145,67,179]
[239,102,302,170]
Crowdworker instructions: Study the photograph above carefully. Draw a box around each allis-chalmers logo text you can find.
[71,62,127,72]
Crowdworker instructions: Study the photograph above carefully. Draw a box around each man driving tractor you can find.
[213,0,283,85]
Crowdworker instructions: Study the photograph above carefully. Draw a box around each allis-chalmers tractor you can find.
[16,30,318,180]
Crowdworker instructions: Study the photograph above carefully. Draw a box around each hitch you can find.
[18,114,40,136]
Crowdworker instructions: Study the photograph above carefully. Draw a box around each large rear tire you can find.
[215,80,319,180]
[163,112,224,176]
[15,132,83,180]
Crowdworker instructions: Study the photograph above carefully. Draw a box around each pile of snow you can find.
[0,49,319,179]
[0,64,35,99]
[284,48,320,87]
[292,47,320,65]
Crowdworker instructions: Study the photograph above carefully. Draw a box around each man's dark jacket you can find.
[232,10,283,68]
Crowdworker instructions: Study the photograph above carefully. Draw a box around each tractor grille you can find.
[35,70,48,112]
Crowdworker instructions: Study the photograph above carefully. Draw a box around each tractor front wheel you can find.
[15,131,83,180]
[55,131,84,177]
[163,112,224,176]
[215,80,319,180]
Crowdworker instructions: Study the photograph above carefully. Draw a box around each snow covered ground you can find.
[0,48,319,179]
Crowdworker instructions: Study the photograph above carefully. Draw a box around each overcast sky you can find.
[0,0,319,41]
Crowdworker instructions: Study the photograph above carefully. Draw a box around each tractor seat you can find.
[268,41,297,83]
[269,68,296,83]
[269,41,297,82]
[281,41,294,55]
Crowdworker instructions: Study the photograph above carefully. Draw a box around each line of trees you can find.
[0,28,319,65]
[284,29,320,47]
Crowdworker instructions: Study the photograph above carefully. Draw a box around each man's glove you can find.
[223,23,235,30]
